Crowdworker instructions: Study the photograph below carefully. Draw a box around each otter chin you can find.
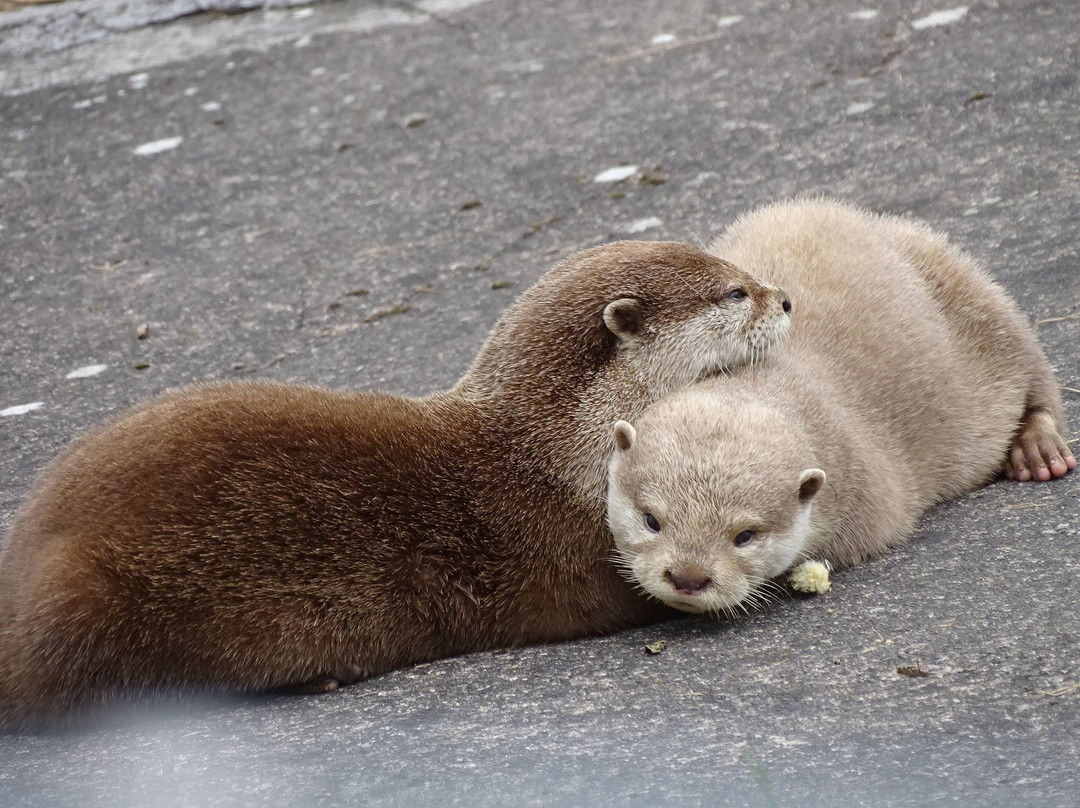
[606,199,1073,614]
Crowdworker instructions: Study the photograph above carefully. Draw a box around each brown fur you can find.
[0,240,790,728]
[606,199,1073,613]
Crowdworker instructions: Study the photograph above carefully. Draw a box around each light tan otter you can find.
[606,199,1074,615]
[0,240,790,728]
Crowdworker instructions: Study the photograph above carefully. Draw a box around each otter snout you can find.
[663,566,712,595]
[771,285,791,315]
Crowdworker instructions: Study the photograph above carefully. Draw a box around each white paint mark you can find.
[594,165,639,183]
[293,7,315,18]
[912,7,968,30]
[129,72,150,89]
[850,10,879,21]
[184,86,199,96]
[1,402,44,417]
[651,33,677,45]
[65,364,108,379]
[625,217,663,234]
[73,99,93,110]
[133,136,183,156]
[311,67,327,77]
[201,101,222,112]
[295,35,313,48]
[846,101,874,115]
[717,15,744,27]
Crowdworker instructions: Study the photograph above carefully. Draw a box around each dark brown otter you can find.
[0,240,791,728]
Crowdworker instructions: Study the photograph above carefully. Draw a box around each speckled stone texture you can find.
[1,1,1077,805]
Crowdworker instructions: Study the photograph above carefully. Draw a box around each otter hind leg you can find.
[1004,408,1076,482]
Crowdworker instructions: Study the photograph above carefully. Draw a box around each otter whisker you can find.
[753,584,784,608]
[630,579,665,605]
[757,577,788,597]
[686,228,708,251]
[715,603,739,622]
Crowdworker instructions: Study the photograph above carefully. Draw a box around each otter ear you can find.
[798,469,826,504]
[603,298,645,342]
[613,420,636,452]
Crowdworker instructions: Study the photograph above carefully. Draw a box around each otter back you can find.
[0,239,791,728]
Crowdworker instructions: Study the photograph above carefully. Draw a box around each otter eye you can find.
[643,513,661,533]
[734,530,756,547]
[725,288,747,301]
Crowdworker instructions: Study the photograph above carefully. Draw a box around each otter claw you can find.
[278,664,370,695]
[1004,410,1076,482]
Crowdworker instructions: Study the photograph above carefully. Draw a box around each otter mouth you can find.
[665,597,710,614]
[652,582,713,613]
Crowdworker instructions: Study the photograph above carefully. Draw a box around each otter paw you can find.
[278,664,371,695]
[789,560,832,594]
[1004,410,1076,482]
[278,675,344,695]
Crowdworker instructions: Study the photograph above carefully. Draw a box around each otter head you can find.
[459,241,792,500]
[463,240,791,402]
[592,242,792,397]
[606,391,825,615]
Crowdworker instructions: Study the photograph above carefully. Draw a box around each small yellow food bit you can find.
[789,559,832,594]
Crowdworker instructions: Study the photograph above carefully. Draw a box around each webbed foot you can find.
[1003,408,1076,482]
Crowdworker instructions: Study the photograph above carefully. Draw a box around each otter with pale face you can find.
[608,392,828,616]
[607,199,1074,614]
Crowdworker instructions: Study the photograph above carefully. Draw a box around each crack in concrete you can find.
[0,0,490,96]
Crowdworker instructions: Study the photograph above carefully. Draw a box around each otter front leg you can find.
[277,664,371,695]
[1004,407,1076,482]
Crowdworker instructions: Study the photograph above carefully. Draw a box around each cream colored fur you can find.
[607,198,1071,613]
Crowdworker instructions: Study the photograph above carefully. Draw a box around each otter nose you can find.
[664,569,712,595]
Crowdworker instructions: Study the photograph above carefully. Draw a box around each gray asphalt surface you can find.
[1,1,1078,806]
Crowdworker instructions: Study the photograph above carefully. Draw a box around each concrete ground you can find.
[1,0,1078,805]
